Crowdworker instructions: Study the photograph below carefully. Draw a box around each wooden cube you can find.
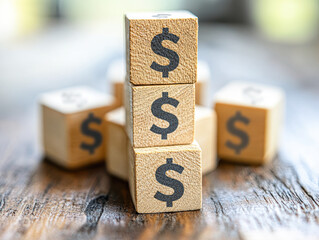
[105,107,128,180]
[195,60,210,106]
[214,82,285,164]
[40,86,116,169]
[128,141,202,213]
[107,59,125,107]
[125,82,195,148]
[195,106,217,174]
[125,11,198,85]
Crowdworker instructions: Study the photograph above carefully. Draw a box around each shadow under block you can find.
[105,107,128,180]
[195,60,210,106]
[195,105,217,174]
[214,82,285,165]
[125,82,195,148]
[40,86,116,169]
[125,11,198,85]
[128,141,202,213]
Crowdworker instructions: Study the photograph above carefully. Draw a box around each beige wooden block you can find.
[128,141,202,213]
[105,107,128,180]
[214,82,285,165]
[107,59,125,107]
[125,11,198,85]
[40,86,116,169]
[195,105,217,174]
[195,60,210,106]
[125,82,195,148]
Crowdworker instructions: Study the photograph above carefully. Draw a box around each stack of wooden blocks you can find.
[124,11,202,213]
[39,10,285,215]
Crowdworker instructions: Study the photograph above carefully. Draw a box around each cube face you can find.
[126,11,198,85]
[214,82,284,164]
[107,59,125,107]
[105,107,128,180]
[128,142,202,213]
[41,86,115,169]
[195,61,210,106]
[67,107,108,166]
[195,106,217,174]
[126,83,195,148]
[215,103,267,163]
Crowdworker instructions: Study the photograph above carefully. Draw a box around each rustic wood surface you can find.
[0,24,319,239]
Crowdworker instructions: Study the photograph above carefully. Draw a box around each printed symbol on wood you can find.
[150,28,180,78]
[61,91,87,108]
[226,111,250,154]
[154,158,184,207]
[150,92,179,140]
[152,13,171,19]
[80,113,102,154]
[243,87,263,105]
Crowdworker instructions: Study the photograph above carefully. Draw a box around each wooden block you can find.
[107,59,125,107]
[195,60,210,106]
[214,82,285,164]
[195,105,217,174]
[125,82,195,148]
[40,86,116,169]
[125,11,198,85]
[105,107,128,180]
[128,141,202,213]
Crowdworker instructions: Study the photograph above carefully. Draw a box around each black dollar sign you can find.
[80,113,102,154]
[150,92,179,140]
[226,111,250,154]
[150,28,179,78]
[154,158,184,207]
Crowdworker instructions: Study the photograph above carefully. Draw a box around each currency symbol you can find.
[150,92,179,140]
[152,13,171,19]
[154,158,184,207]
[150,28,179,78]
[61,91,87,108]
[243,87,263,105]
[80,113,102,154]
[226,111,250,154]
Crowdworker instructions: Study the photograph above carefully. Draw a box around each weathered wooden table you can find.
[0,25,319,239]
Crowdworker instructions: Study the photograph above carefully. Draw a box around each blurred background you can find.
[1,0,319,115]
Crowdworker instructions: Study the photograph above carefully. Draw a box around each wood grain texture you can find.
[214,82,285,165]
[1,25,319,239]
[126,11,198,85]
[105,107,128,180]
[125,82,195,148]
[40,87,116,169]
[195,106,217,174]
[128,141,202,213]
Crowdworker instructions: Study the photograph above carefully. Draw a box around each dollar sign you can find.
[150,92,179,140]
[80,113,102,154]
[154,158,184,207]
[226,111,250,154]
[243,87,263,105]
[152,13,171,19]
[150,28,180,78]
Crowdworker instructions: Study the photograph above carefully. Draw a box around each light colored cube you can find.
[128,141,202,213]
[195,60,210,106]
[125,82,195,148]
[107,59,125,107]
[214,82,285,164]
[40,86,116,169]
[125,11,198,85]
[195,105,217,174]
[105,107,127,180]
